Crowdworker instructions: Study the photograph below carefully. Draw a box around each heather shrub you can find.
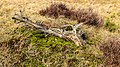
[39,3,103,27]
[39,3,70,18]
[77,8,103,27]
[100,36,120,67]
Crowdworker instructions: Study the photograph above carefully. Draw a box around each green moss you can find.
[0,27,103,67]
[23,57,45,67]
[29,31,74,52]
[104,18,119,32]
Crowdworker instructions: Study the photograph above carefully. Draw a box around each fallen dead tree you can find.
[12,11,87,46]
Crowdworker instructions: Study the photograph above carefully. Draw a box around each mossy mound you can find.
[0,27,103,67]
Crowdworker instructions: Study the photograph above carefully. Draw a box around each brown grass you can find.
[100,36,120,67]
[39,3,103,27]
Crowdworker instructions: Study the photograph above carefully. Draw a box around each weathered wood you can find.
[12,12,86,46]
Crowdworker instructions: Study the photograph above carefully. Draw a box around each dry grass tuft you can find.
[100,36,120,67]
[39,3,103,27]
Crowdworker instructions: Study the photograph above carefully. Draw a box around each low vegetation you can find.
[104,18,119,32]
[0,0,120,67]
[100,36,120,67]
[39,3,103,27]
[0,27,103,67]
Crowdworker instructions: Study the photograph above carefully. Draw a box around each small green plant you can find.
[104,18,119,32]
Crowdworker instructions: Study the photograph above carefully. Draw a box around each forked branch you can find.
[12,12,86,46]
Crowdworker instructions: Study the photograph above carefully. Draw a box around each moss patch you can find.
[0,27,103,67]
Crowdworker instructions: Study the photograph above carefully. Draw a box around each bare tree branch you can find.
[12,12,86,46]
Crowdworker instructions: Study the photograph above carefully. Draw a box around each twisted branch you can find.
[12,11,86,46]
